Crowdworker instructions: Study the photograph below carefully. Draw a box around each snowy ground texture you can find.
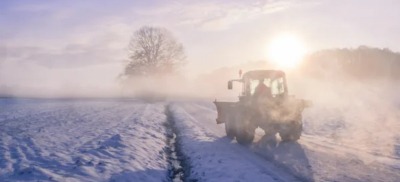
[1,98,400,182]
[0,99,170,182]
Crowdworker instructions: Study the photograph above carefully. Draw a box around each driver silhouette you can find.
[253,79,272,99]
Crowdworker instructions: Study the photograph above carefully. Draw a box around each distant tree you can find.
[121,26,186,78]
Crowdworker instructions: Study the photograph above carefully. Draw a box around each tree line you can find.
[301,46,400,80]
[119,25,400,84]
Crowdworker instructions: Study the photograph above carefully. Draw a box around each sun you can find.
[267,33,307,68]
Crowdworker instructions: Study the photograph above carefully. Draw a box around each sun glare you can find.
[267,33,306,68]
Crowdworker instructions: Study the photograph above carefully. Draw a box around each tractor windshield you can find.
[249,79,270,95]
[249,77,285,96]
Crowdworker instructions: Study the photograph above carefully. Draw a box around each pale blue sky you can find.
[0,0,399,93]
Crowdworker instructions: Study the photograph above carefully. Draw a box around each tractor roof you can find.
[242,70,285,80]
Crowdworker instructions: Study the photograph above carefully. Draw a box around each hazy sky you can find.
[0,0,399,95]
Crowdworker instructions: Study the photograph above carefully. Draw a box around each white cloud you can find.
[11,3,76,22]
[133,0,294,31]
[3,15,133,68]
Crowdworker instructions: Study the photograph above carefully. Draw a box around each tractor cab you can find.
[228,70,289,101]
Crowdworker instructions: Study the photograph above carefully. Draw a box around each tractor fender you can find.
[213,101,237,124]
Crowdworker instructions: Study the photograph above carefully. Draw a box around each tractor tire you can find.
[225,119,236,138]
[236,126,255,145]
[280,118,302,142]
[233,108,254,144]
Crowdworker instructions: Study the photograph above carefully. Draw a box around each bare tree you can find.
[122,26,186,78]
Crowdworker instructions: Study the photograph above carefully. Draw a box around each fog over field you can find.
[1,1,400,181]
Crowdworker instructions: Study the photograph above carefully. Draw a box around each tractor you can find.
[213,70,312,144]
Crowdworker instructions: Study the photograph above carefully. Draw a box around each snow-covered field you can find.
[1,98,399,182]
[0,99,170,182]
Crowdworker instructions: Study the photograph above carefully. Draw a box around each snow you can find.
[1,98,399,182]
[170,101,400,182]
[0,99,170,182]
[169,103,300,182]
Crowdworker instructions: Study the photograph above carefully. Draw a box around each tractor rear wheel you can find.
[236,120,255,145]
[225,119,236,138]
[279,117,302,142]
[232,109,254,144]
[236,127,255,144]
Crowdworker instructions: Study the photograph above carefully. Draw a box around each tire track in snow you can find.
[169,103,302,182]
[164,104,186,182]
[186,102,400,182]
[183,103,315,181]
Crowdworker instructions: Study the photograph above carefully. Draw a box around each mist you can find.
[1,0,399,158]
[0,57,123,98]
[1,1,400,181]
[288,59,400,158]
[115,53,400,157]
[1,42,400,160]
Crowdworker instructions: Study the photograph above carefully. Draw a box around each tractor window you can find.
[270,77,285,95]
[248,78,284,96]
[249,79,271,95]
